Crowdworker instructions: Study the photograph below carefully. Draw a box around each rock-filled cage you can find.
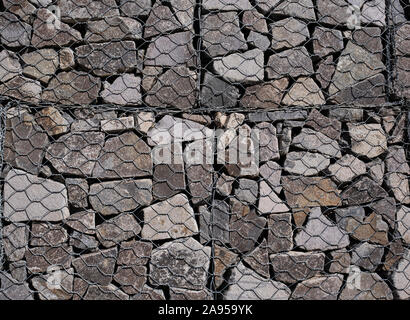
[0,0,409,300]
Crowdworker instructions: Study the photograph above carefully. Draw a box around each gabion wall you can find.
[0,0,409,300]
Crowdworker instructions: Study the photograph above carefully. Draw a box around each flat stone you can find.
[395,23,410,56]
[131,285,165,300]
[386,172,410,205]
[341,177,388,205]
[0,50,21,82]
[340,270,393,300]
[292,128,342,158]
[150,238,211,290]
[168,0,195,31]
[70,232,99,250]
[187,162,213,205]
[329,250,351,273]
[248,110,308,123]
[240,78,289,109]
[4,169,69,222]
[270,18,309,50]
[135,112,155,134]
[349,123,388,160]
[217,113,246,129]
[0,12,31,47]
[118,240,153,266]
[247,31,270,51]
[142,193,197,240]
[291,275,344,300]
[386,146,409,175]
[329,108,363,122]
[216,173,235,196]
[244,239,270,279]
[201,72,240,109]
[65,178,88,209]
[145,67,197,110]
[392,249,410,300]
[114,266,146,295]
[348,212,389,245]
[397,206,410,245]
[169,288,213,300]
[26,245,72,273]
[255,122,280,162]
[0,272,33,300]
[85,17,142,43]
[391,0,407,24]
[224,262,291,300]
[260,161,282,194]
[284,151,330,176]
[3,223,29,262]
[317,0,359,26]
[141,66,161,92]
[367,160,385,186]
[272,0,315,20]
[259,181,288,214]
[214,245,238,288]
[200,202,230,245]
[361,0,385,26]
[119,0,151,17]
[306,109,342,140]
[295,207,349,250]
[22,49,59,84]
[214,49,264,83]
[9,261,27,283]
[89,179,152,216]
[267,213,293,253]
[235,179,258,204]
[369,197,396,228]
[72,248,117,286]
[352,27,383,59]
[352,242,384,271]
[389,113,406,144]
[42,71,101,104]
[203,0,252,10]
[267,47,314,80]
[243,9,268,33]
[59,0,119,22]
[2,0,36,21]
[153,163,185,200]
[36,107,69,137]
[329,154,366,184]
[0,75,41,103]
[270,251,325,284]
[313,27,344,58]
[334,206,366,232]
[202,11,247,57]
[31,268,74,300]
[145,32,196,67]
[30,223,68,246]
[293,208,308,228]
[84,284,129,300]
[283,77,325,106]
[92,132,152,179]
[101,74,142,105]
[65,211,95,235]
[316,56,336,89]
[278,127,292,157]
[144,4,182,38]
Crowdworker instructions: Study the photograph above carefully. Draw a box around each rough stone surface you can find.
[214,245,238,288]
[397,206,410,245]
[36,107,69,136]
[3,223,29,262]
[144,4,182,39]
[84,285,129,300]
[30,223,68,247]
[26,245,72,273]
[243,9,268,33]
[203,0,252,10]
[291,275,344,300]
[114,266,146,295]
[118,240,153,267]
[0,12,31,47]
[31,268,74,300]
[329,250,351,274]
[255,122,280,162]
[259,181,288,214]
[348,123,387,159]
[22,49,59,84]
[282,77,325,106]
[284,151,330,176]
[267,213,293,254]
[244,239,270,279]
[270,18,309,50]
[202,72,240,109]
[329,154,366,184]
[0,50,21,82]
[392,249,410,300]
[292,128,341,158]
[169,288,213,300]
[101,74,142,105]
[65,211,95,235]
[341,177,388,205]
[260,161,282,194]
[0,75,42,103]
[59,0,119,22]
[200,201,230,245]
[306,109,342,140]
[216,173,235,196]
[0,272,33,300]
[352,242,384,272]
[240,78,289,109]
[313,27,344,58]
[272,0,315,20]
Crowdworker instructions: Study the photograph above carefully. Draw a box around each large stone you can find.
[282,77,325,106]
[329,108,363,122]
[224,262,291,300]
[119,0,151,17]
[59,0,119,22]
[201,72,240,108]
[367,159,385,186]
[21,49,59,84]
[0,12,31,47]
[240,78,289,109]
[214,245,238,288]
[244,239,270,279]
[352,27,383,59]
[214,49,264,83]
[4,169,69,222]
[316,56,336,89]
[291,275,344,300]
[141,194,198,241]
[118,240,153,267]
[386,172,410,205]
[26,245,72,273]
[36,107,69,136]
[92,132,152,179]
[329,250,351,274]
[243,9,268,33]
[216,173,235,196]
[361,0,385,26]
[30,223,68,246]
[267,213,293,253]
[270,17,309,50]
[235,179,258,204]
[267,47,314,80]
[260,161,282,194]
[66,178,88,209]
[348,123,387,159]
[144,4,182,38]
[168,0,195,31]
[291,128,341,158]
[328,154,366,184]
[295,207,349,250]
[101,74,142,105]
[334,206,366,232]
[341,177,388,205]
[186,150,213,205]
[0,75,42,103]
[72,248,117,286]
[246,31,269,51]
[317,0,359,26]
[46,131,104,176]
[85,17,142,42]
[2,0,36,21]
[89,179,152,216]
[149,238,211,290]
[200,202,230,245]
[305,109,342,140]
[114,266,146,295]
[42,71,101,104]
[3,223,29,262]
[65,211,95,235]
[153,163,186,200]
[0,272,33,300]
[255,122,279,162]
[259,181,288,215]
[386,146,409,175]
[351,242,384,272]
[0,50,21,82]
[369,197,396,228]
[202,11,247,57]
[31,268,74,300]
[395,23,410,56]
[392,249,410,300]
[203,0,252,10]
[284,152,330,176]
[313,27,344,58]
[272,0,315,20]
[397,206,410,245]
[346,212,389,245]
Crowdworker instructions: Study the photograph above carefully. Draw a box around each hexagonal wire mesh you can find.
[0,0,409,301]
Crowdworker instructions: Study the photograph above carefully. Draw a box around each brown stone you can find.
[341,177,388,205]
[65,211,95,235]
[36,107,69,136]
[348,212,389,246]
[3,223,29,262]
[118,240,153,266]
[329,250,351,274]
[0,75,41,103]
[291,275,344,300]
[25,245,72,273]
[306,109,341,140]
[153,164,186,200]
[313,27,343,58]
[267,213,293,254]
[213,245,239,288]
[244,239,270,279]
[0,12,31,47]
[240,78,289,109]
[114,266,147,295]
[30,223,68,246]
[84,285,129,300]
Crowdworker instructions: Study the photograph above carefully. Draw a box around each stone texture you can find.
[114,266,146,295]
[36,107,69,136]
[58,0,119,22]
[397,206,410,245]
[30,223,68,247]
[153,163,185,200]
[85,17,142,43]
[247,31,270,51]
[270,17,309,50]
[214,245,239,288]
[392,249,410,300]
[144,4,182,38]
[26,245,72,273]
[386,172,410,205]
[292,128,342,158]
[135,112,155,134]
[3,223,29,262]
[200,201,230,244]
[291,275,344,300]
[31,268,74,300]
[9,261,27,283]
[235,179,258,204]
[316,56,336,89]
[169,288,213,300]
[255,122,280,162]
[119,0,151,17]
[150,238,211,290]
[282,77,325,106]
[2,0,35,22]
[305,109,341,140]
[346,212,389,245]
[240,78,289,109]
[101,74,142,105]
[361,0,385,26]
[244,239,270,279]
[216,173,235,196]
[267,213,293,253]
[59,48,75,71]
[0,75,42,103]
[329,250,351,274]
[22,49,59,84]
[89,179,152,216]
[284,151,330,176]
[317,0,359,26]
[84,285,129,300]
[352,242,384,272]
[259,181,288,215]
[0,50,21,82]
[65,211,95,235]
[70,232,98,250]
[0,272,33,300]
[313,27,344,58]
[272,0,315,20]
[260,161,282,194]
[341,177,388,205]
[369,197,396,228]
[329,154,366,184]
[352,27,383,59]
[243,9,268,33]
[66,178,88,209]
[348,123,387,158]
[202,72,240,109]
[118,240,153,267]
[131,285,165,300]
[0,12,31,47]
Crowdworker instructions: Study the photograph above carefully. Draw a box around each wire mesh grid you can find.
[0,0,409,301]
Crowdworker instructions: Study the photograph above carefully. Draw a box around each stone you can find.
[329,42,385,95]
[367,160,385,186]
[0,50,21,82]
[96,213,141,248]
[118,240,153,266]
[295,207,349,250]
[150,238,211,290]
[386,173,410,205]
[397,206,410,245]
[291,275,344,300]
[361,0,385,26]
[259,181,288,214]
[216,173,235,196]
[313,27,344,58]
[145,32,195,67]
[66,178,88,209]
[341,177,388,205]
[84,285,129,300]
[278,127,292,157]
[328,154,366,184]
[203,0,252,10]
[46,132,104,176]
[135,112,155,134]
[42,71,101,104]
[169,288,213,300]
[340,270,393,300]
[31,268,74,300]
[329,108,363,122]
[240,78,289,109]
[349,212,389,245]
[392,249,410,300]
[292,128,342,158]
[145,67,197,110]
[352,242,384,272]
[2,0,36,21]
[70,232,99,250]
[317,0,359,26]
[0,272,33,300]
[247,31,270,51]
[30,223,68,246]
[270,251,325,284]
[31,8,81,48]
[224,262,291,300]
[243,9,268,33]
[270,18,309,50]
[72,248,117,286]
[201,72,240,108]
[202,11,247,57]
[244,239,270,278]
[316,56,336,89]
[334,206,366,232]
[26,245,72,273]
[85,17,142,43]
[255,122,280,162]
[214,245,239,288]
[187,162,213,205]
[329,250,351,274]
[101,74,142,105]
[267,213,293,253]
[267,47,314,80]
[4,169,69,222]
[282,77,325,106]
[168,0,195,31]
[36,107,69,137]
[386,146,409,175]
[153,163,185,200]
[260,161,282,194]
[89,179,152,216]
[131,285,165,300]
[0,75,41,103]
[214,49,264,83]
[114,266,146,295]
[305,109,342,140]
[65,211,95,235]
[70,119,99,132]
[59,0,119,22]
[384,240,405,272]
[348,123,387,159]
[284,152,330,176]
[220,113,246,129]
[293,208,308,228]
[272,0,315,20]
[21,49,59,84]
[396,23,410,56]
[9,261,27,283]
[0,12,31,47]
[119,0,151,17]
[352,27,383,59]
[369,197,396,228]
[235,179,258,204]
[282,176,341,208]
[144,4,182,38]
[59,48,75,70]
[141,66,161,92]
[200,202,230,245]
[248,110,308,123]
[142,194,198,240]
[3,223,29,262]
[389,113,406,144]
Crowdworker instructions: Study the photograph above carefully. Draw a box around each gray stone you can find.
[66,178,88,209]
[244,239,270,279]
[392,249,410,300]
[59,0,119,22]
[352,27,383,59]
[329,108,363,122]
[214,245,239,288]
[36,107,69,136]
[317,0,358,26]
[247,31,270,51]
[240,78,289,109]
[3,223,29,261]
[397,206,410,245]
[341,177,388,205]
[284,151,330,176]
[203,0,252,10]
[101,74,142,105]
[0,75,42,103]
[316,56,336,89]
[248,110,308,123]
[352,242,384,272]
[383,238,405,272]
[31,268,74,300]
[26,245,72,273]
[267,213,293,253]
[22,49,59,84]
[0,50,21,82]
[313,27,344,58]
[292,128,342,158]
[85,17,142,42]
[361,0,385,26]
[0,272,33,300]
[65,211,95,235]
[395,23,410,56]
[59,48,75,70]
[260,161,282,194]
[270,18,309,50]
[135,112,155,134]
[118,240,153,266]
[186,162,213,205]
[114,266,146,295]
[89,179,152,216]
[291,275,344,300]
[9,261,27,283]
[348,123,387,159]
[235,179,258,205]
[328,154,366,184]
[272,0,315,20]
[216,173,235,196]
[224,262,291,300]
[329,250,351,274]
[334,206,366,232]
[386,146,409,175]
[306,109,342,140]
[2,0,36,21]
[243,9,268,33]
[4,169,69,222]
[131,285,165,300]
[259,181,288,214]
[369,197,396,228]
[84,284,129,300]
[389,113,406,144]
[30,223,68,246]
[168,0,195,31]
[169,288,213,300]
[345,212,389,245]
[283,77,325,106]
[0,12,31,47]
[70,232,99,250]
[386,172,410,205]
[150,238,211,290]
[278,127,292,157]
[144,4,182,38]
[153,163,186,200]
[200,202,230,245]
[202,72,240,109]
[255,122,280,162]
[119,0,151,17]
